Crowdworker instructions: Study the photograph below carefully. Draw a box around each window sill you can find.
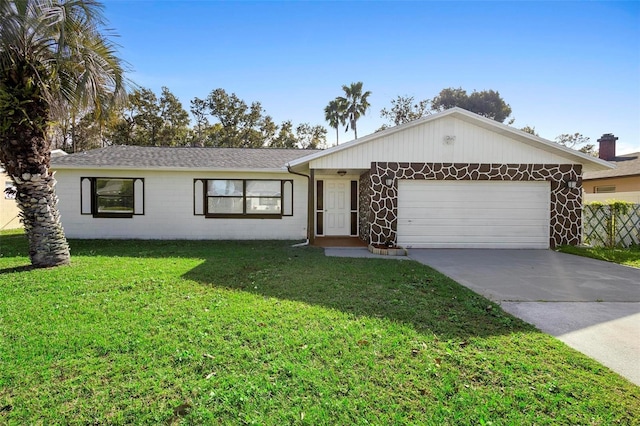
[93,213,134,219]
[205,214,282,219]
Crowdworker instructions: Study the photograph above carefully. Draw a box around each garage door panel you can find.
[398,238,549,249]
[400,207,545,220]
[397,180,550,249]
[400,218,550,228]
[401,224,549,237]
[401,190,548,204]
[401,235,549,244]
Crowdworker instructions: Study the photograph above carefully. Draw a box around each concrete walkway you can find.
[407,249,640,386]
[324,247,408,259]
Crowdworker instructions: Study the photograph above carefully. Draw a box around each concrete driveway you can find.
[408,249,640,386]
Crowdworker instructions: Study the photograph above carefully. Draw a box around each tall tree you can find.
[0,0,126,267]
[295,123,327,149]
[190,97,209,147]
[431,87,512,123]
[158,86,190,146]
[556,132,596,156]
[206,88,269,148]
[269,120,297,148]
[338,81,371,139]
[324,97,346,145]
[129,88,162,145]
[520,125,539,136]
[380,95,430,127]
[108,87,189,147]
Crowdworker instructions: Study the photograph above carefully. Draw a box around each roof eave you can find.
[51,165,290,173]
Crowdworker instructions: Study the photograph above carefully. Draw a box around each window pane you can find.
[246,197,281,214]
[208,197,243,214]
[97,196,134,214]
[246,180,280,196]
[316,180,323,210]
[96,178,133,197]
[208,180,243,196]
[95,178,134,214]
[351,181,358,211]
[316,212,323,235]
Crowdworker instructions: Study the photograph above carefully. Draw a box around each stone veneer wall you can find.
[358,171,371,243]
[369,162,582,248]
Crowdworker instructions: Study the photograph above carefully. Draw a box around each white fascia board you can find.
[51,165,290,173]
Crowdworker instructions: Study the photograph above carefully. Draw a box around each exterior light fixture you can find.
[337,170,347,176]
[385,175,394,186]
[566,180,577,189]
[443,135,456,145]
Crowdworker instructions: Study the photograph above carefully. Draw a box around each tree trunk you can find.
[0,77,71,267]
[13,171,70,267]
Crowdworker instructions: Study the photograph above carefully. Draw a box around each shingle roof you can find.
[51,145,320,170]
[583,152,640,180]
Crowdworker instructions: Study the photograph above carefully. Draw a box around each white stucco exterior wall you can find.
[54,168,309,240]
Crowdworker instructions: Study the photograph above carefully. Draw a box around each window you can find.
[194,179,293,218]
[81,177,144,217]
[594,185,616,194]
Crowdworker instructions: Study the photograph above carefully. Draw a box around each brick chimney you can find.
[597,133,618,161]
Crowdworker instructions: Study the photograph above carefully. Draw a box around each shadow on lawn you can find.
[0,236,534,340]
[179,244,536,341]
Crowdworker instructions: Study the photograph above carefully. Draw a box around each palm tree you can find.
[338,81,371,140]
[0,0,126,267]
[323,97,346,146]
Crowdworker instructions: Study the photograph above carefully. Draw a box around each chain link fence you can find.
[582,203,640,248]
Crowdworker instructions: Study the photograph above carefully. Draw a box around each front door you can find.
[324,180,350,235]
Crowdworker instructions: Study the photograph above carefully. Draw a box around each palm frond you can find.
[1,0,127,123]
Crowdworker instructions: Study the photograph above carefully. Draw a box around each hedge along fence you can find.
[582,201,640,248]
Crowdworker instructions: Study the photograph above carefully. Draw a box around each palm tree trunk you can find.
[0,90,71,267]
[14,172,70,267]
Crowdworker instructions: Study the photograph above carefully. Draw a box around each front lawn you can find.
[557,245,640,268]
[1,232,638,424]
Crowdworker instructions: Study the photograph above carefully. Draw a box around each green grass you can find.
[1,231,639,425]
[557,244,640,268]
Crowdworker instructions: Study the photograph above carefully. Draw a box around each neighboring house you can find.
[51,108,612,249]
[1,166,21,230]
[582,133,640,203]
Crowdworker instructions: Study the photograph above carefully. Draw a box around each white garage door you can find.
[397,180,550,249]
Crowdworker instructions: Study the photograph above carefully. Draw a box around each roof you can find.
[51,145,321,171]
[583,152,640,180]
[288,107,613,173]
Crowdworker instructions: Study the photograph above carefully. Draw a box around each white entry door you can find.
[324,180,350,235]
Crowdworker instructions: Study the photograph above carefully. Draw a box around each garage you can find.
[397,180,551,249]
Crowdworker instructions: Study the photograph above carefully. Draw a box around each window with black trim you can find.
[81,177,144,218]
[194,179,293,218]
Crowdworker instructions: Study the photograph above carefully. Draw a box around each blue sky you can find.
[102,1,640,153]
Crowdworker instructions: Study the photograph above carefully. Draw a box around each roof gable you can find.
[289,108,612,173]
